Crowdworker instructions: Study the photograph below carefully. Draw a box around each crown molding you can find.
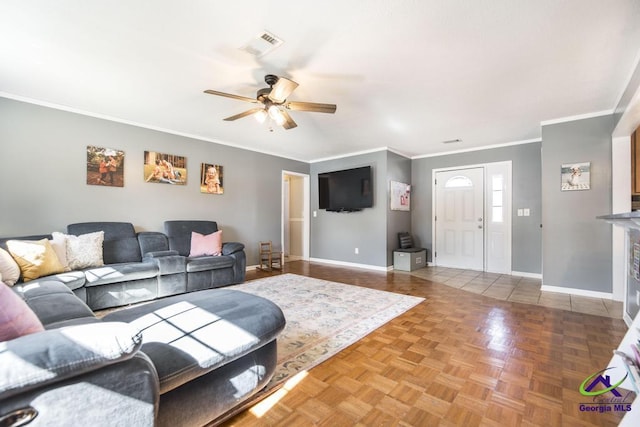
[0,92,311,163]
[411,138,541,159]
[540,110,614,126]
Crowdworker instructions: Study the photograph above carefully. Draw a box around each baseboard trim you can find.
[309,257,392,272]
[540,285,613,300]
[511,271,542,280]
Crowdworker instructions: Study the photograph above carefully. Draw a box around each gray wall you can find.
[411,142,543,274]
[541,115,613,292]
[0,98,309,265]
[310,151,388,267]
[386,151,412,265]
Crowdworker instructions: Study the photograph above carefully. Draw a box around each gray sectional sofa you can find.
[0,220,247,310]
[1,220,287,426]
[1,278,286,426]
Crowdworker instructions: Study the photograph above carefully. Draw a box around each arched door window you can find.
[444,175,473,188]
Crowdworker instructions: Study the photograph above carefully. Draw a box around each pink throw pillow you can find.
[189,230,223,257]
[0,282,44,341]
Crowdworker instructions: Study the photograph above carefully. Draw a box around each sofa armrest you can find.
[143,252,185,275]
[0,322,142,400]
[143,250,180,258]
[222,242,245,255]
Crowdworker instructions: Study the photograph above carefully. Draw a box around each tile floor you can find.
[409,266,623,318]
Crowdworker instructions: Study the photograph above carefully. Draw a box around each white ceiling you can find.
[1,1,639,162]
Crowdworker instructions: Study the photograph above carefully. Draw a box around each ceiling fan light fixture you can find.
[204,74,336,131]
[268,105,286,126]
[254,109,268,123]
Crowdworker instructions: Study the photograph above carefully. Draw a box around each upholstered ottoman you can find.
[103,288,286,426]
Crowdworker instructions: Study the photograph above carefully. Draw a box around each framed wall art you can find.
[144,151,187,185]
[561,162,590,191]
[390,180,411,211]
[86,145,125,187]
[200,163,224,194]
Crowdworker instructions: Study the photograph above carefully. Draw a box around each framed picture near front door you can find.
[561,162,590,191]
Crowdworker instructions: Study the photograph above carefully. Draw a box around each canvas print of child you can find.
[86,145,125,187]
[144,151,187,185]
[200,163,224,194]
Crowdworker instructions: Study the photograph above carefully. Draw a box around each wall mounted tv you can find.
[318,166,373,212]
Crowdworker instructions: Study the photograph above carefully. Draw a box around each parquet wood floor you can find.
[220,262,632,426]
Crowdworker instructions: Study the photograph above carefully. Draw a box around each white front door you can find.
[435,168,484,270]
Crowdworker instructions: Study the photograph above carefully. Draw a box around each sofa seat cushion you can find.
[12,280,96,328]
[102,288,286,394]
[185,255,234,273]
[26,271,86,291]
[83,262,159,287]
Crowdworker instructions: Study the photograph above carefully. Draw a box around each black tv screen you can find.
[318,166,373,212]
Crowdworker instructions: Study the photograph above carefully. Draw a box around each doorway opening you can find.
[282,171,310,263]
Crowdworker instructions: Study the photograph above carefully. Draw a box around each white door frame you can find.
[432,161,512,273]
[281,170,310,262]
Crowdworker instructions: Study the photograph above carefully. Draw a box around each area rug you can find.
[228,273,424,389]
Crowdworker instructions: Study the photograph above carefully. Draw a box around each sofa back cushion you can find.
[164,221,218,257]
[67,222,142,264]
[137,231,170,255]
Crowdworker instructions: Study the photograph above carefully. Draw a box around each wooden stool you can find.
[257,241,282,271]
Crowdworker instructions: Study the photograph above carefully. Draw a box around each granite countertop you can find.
[598,211,640,228]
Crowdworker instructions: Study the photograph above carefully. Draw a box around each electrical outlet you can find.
[355,248,359,254]
[313,210,317,217]
[517,209,523,216]
[523,208,530,217]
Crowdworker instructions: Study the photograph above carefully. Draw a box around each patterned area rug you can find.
[229,273,424,389]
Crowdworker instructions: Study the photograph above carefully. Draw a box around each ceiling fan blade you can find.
[223,108,265,121]
[204,89,259,104]
[285,101,337,114]
[280,109,298,130]
[268,77,299,103]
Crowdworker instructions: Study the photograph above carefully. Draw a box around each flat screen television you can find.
[318,166,373,212]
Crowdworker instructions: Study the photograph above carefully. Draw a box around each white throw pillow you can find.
[50,232,70,272]
[64,231,105,270]
[0,248,20,286]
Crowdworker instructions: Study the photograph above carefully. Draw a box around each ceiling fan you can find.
[204,74,337,130]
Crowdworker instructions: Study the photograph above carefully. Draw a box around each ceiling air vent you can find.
[239,31,284,57]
